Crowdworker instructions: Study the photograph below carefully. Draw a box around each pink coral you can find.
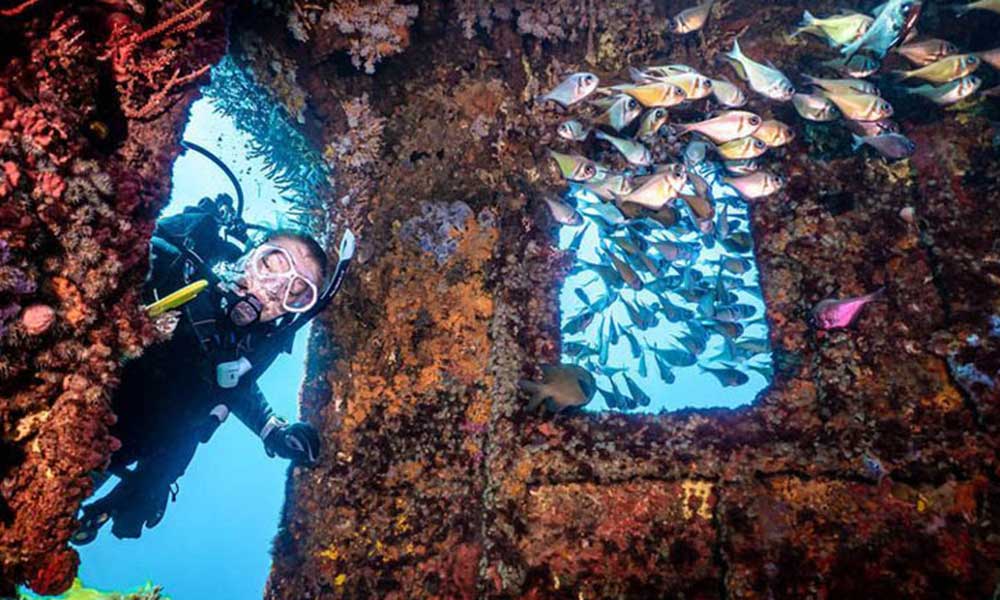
[20,304,55,335]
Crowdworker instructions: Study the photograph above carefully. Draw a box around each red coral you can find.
[26,548,78,596]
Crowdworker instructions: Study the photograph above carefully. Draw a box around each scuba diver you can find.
[72,142,354,544]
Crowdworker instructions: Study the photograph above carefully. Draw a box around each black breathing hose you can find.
[180,139,245,220]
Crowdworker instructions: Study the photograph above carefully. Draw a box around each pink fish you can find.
[813,287,886,329]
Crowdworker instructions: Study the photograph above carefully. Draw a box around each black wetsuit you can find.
[93,204,282,539]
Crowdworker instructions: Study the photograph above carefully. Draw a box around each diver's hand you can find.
[264,420,321,467]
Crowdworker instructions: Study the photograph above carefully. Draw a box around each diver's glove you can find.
[262,417,321,467]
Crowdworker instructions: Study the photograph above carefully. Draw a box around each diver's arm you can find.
[230,380,321,465]
[230,380,277,441]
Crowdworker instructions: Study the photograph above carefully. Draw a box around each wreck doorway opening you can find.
[66,55,329,600]
[558,160,773,413]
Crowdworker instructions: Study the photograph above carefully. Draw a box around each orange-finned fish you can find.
[803,75,879,97]
[819,91,893,121]
[716,136,769,160]
[672,110,762,144]
[659,72,714,100]
[792,93,839,121]
[614,169,685,210]
[724,171,785,200]
[893,54,980,83]
[540,72,600,108]
[905,75,982,105]
[754,120,795,147]
[613,81,687,107]
[548,150,603,182]
[895,38,959,66]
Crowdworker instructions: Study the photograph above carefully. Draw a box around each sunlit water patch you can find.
[558,160,773,413]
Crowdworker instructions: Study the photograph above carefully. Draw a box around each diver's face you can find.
[234,237,323,324]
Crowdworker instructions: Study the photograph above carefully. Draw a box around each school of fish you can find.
[523,0,998,412]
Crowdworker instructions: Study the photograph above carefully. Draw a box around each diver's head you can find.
[223,230,328,327]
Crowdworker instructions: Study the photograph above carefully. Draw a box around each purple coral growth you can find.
[400,201,473,264]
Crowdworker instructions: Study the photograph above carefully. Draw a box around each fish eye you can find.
[655,109,665,118]
[583,74,594,83]
[754,139,766,149]
[584,165,595,176]
[749,115,761,125]
[627,99,638,110]
[703,79,713,89]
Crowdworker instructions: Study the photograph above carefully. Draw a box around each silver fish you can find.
[842,0,921,59]
[542,194,583,225]
[557,119,591,141]
[724,38,795,101]
[540,72,600,108]
[595,130,653,166]
[905,75,982,105]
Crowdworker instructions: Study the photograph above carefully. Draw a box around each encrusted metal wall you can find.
[2,1,998,598]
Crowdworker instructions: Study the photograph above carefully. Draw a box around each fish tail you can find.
[867,286,888,302]
[628,66,649,83]
[725,38,743,63]
[791,10,816,38]
[949,3,971,15]
[851,133,865,151]
[594,129,612,142]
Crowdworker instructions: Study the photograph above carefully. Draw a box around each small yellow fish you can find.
[709,78,747,107]
[819,90,893,121]
[723,39,795,101]
[952,0,1000,15]
[894,54,980,83]
[724,171,785,200]
[716,136,769,160]
[672,110,762,144]
[615,81,687,107]
[615,167,687,210]
[791,10,873,46]
[905,75,982,105]
[803,75,879,96]
[661,72,714,100]
[755,120,795,147]
[637,108,670,138]
[895,38,958,66]
[671,0,715,34]
[548,150,603,182]
[792,93,840,121]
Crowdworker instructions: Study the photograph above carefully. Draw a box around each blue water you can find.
[559,160,772,413]
[67,97,312,599]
